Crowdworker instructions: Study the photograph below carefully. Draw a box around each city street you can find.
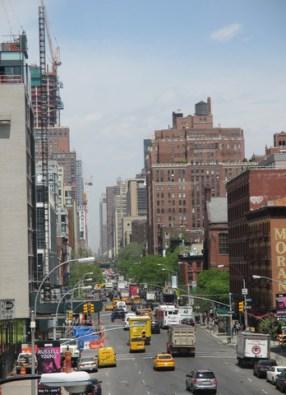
[1,313,283,395]
[95,314,282,395]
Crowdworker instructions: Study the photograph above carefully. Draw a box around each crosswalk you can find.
[115,349,235,362]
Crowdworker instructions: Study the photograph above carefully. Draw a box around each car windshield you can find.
[158,355,172,359]
[197,372,215,378]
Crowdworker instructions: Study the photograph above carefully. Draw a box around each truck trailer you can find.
[167,325,196,356]
[236,331,271,367]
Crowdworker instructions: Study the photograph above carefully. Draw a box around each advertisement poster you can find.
[37,341,61,395]
[276,294,286,320]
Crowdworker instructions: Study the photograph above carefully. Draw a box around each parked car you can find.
[151,320,161,334]
[186,369,217,394]
[253,359,277,378]
[267,366,286,384]
[276,370,286,392]
[153,353,175,371]
[77,350,98,372]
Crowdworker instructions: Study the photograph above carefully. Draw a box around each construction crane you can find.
[40,0,61,73]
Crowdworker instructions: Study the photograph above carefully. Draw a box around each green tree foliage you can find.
[192,269,229,305]
[116,244,180,286]
[258,316,281,339]
[68,263,104,287]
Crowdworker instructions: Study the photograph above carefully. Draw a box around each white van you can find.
[123,312,136,330]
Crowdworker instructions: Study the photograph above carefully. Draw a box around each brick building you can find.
[227,168,286,304]
[146,98,245,254]
[246,206,286,313]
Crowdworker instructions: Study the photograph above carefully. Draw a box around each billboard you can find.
[276,294,286,320]
[37,341,61,395]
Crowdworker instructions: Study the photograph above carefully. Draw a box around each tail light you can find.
[192,379,197,384]
[211,378,217,385]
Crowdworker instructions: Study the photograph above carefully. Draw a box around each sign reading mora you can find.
[0,299,15,320]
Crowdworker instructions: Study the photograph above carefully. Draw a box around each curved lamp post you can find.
[31,256,95,395]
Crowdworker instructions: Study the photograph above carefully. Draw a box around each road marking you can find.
[142,378,146,385]
[247,377,253,383]
[138,370,142,375]
[147,392,150,395]
[261,390,268,394]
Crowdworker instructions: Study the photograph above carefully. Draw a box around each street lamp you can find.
[54,285,92,340]
[31,256,95,395]
[252,274,286,284]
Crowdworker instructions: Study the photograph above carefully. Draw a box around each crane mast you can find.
[38,4,50,277]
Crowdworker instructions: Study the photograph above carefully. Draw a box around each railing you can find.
[0,75,23,84]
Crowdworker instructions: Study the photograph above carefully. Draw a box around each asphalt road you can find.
[95,313,282,395]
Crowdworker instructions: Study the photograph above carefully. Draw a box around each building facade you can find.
[204,197,229,269]
[227,168,286,305]
[146,98,245,254]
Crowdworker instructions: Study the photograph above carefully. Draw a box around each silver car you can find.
[77,353,98,372]
[186,369,217,394]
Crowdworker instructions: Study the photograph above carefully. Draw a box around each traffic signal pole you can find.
[243,278,249,329]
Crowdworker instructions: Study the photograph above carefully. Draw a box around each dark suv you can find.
[151,321,160,334]
[276,371,286,392]
[186,369,217,394]
[253,359,277,378]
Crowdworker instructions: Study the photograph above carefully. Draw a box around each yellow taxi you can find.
[153,353,175,371]
[105,303,114,311]
[98,347,116,368]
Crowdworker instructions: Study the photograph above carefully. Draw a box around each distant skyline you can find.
[0,0,285,251]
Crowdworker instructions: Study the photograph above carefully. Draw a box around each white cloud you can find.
[210,23,241,42]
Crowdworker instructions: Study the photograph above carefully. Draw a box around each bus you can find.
[154,305,180,328]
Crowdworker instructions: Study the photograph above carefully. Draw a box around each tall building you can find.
[99,194,108,256]
[106,185,120,257]
[0,34,36,375]
[114,179,128,255]
[146,98,245,254]
[227,168,286,306]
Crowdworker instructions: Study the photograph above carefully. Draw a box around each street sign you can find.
[246,297,252,302]
[0,299,15,320]
[242,288,248,295]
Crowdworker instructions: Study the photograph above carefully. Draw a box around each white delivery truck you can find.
[146,291,156,302]
[236,332,271,367]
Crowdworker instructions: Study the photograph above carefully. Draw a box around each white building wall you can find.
[0,85,30,318]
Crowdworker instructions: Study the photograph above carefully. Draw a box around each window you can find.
[0,120,10,138]
[219,233,229,255]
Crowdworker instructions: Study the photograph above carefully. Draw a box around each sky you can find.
[0,0,285,252]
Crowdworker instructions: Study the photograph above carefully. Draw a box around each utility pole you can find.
[242,278,248,329]
[228,292,233,343]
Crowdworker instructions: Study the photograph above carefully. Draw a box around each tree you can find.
[117,242,144,277]
[258,316,281,340]
[192,269,229,305]
[68,263,103,287]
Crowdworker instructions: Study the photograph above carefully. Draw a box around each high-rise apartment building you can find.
[106,185,120,257]
[99,194,108,256]
[0,34,36,370]
[146,98,245,254]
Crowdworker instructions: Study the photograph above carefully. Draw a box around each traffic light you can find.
[89,303,94,313]
[43,284,52,302]
[238,301,244,313]
[66,310,73,321]
[83,303,88,313]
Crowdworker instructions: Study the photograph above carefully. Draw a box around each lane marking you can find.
[262,390,268,394]
[138,370,142,375]
[142,378,146,385]
[247,377,253,383]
